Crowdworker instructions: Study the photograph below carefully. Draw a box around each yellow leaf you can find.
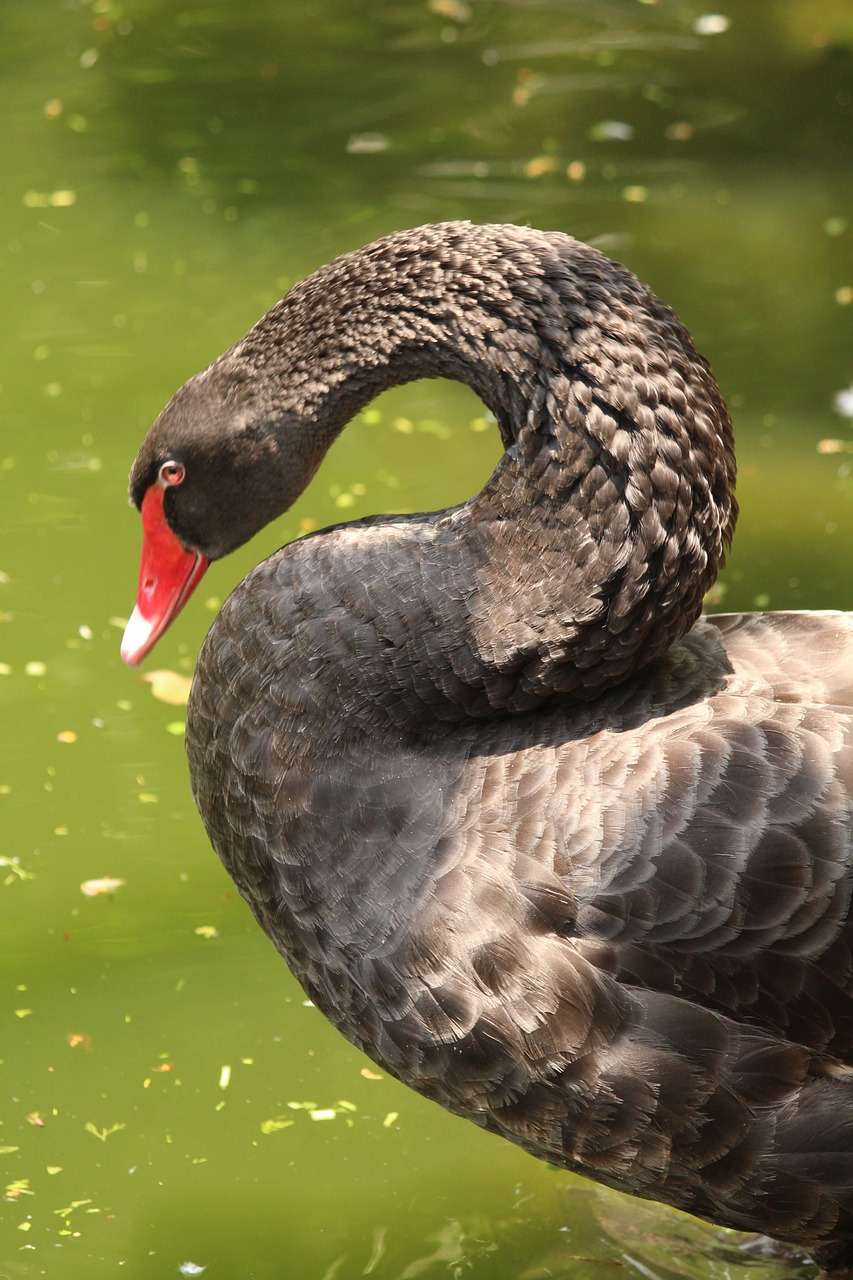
[142,669,193,706]
[260,1117,295,1134]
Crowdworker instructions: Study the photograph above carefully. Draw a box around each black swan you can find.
[121,222,853,1275]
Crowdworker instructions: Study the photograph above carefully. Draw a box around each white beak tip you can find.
[121,606,157,667]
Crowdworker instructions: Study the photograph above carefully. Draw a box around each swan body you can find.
[122,223,853,1272]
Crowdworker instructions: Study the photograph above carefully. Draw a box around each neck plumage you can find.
[208,222,736,717]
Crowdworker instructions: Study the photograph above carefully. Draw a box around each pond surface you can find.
[1,0,852,1276]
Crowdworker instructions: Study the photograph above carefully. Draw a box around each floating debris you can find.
[346,133,388,155]
[84,1121,125,1142]
[80,877,126,897]
[833,386,853,419]
[693,14,730,35]
[523,155,558,179]
[1,857,35,885]
[142,669,193,706]
[260,1116,295,1134]
[666,121,695,142]
[589,120,634,142]
[23,189,77,208]
[428,0,471,20]
[4,1179,32,1199]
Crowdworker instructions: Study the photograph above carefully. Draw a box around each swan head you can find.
[122,358,314,666]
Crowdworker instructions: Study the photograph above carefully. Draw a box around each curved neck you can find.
[214,223,736,712]
[231,225,545,448]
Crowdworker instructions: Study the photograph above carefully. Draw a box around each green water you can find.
[1,0,852,1276]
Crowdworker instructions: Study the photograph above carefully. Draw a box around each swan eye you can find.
[159,460,185,487]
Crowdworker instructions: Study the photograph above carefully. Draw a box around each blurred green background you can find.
[1,1,852,1276]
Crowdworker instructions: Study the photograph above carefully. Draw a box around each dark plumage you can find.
[123,223,853,1275]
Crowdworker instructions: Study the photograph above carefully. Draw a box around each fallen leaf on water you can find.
[0,857,35,884]
[428,0,471,19]
[194,925,219,940]
[141,669,193,706]
[524,154,558,179]
[80,877,126,897]
[26,1112,45,1127]
[67,1033,92,1050]
[57,730,77,744]
[5,1179,33,1200]
[360,1067,383,1080]
[54,1197,92,1216]
[260,1117,295,1134]
[84,1122,125,1142]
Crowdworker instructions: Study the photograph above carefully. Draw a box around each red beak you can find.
[121,484,209,667]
